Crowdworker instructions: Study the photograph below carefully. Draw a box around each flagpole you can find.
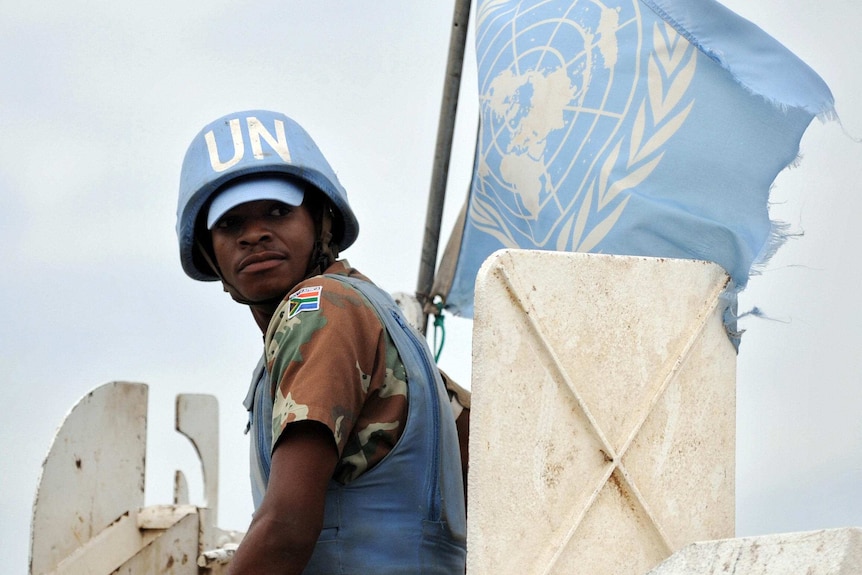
[416,0,472,334]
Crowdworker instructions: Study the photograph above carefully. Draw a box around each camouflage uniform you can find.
[243,258,467,573]
[262,260,408,485]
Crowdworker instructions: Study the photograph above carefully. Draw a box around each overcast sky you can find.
[1,1,860,572]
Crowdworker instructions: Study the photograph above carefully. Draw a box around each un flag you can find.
[439,0,834,336]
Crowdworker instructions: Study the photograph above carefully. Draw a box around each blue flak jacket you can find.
[244,275,467,574]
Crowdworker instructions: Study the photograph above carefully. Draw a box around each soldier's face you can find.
[210,199,316,304]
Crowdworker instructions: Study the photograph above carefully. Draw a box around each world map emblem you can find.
[470,0,696,253]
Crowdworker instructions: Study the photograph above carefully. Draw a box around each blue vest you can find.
[243,275,467,574]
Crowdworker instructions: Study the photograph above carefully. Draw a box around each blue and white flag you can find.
[436,0,834,326]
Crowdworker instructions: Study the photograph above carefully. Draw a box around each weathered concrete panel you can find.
[647,528,862,574]
[467,250,736,575]
[175,394,220,533]
[30,382,147,575]
[115,512,201,575]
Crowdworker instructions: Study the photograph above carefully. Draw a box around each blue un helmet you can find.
[176,110,359,281]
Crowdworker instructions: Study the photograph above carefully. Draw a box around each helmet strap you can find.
[304,202,340,277]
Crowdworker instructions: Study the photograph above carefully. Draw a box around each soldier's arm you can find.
[228,420,337,575]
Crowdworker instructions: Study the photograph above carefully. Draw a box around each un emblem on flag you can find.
[472,0,695,253]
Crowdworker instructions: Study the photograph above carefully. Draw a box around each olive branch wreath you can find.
[468,21,698,252]
[559,21,698,252]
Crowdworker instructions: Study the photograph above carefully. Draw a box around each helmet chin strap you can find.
[195,203,340,309]
[304,203,339,278]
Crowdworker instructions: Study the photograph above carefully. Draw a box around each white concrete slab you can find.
[646,528,862,574]
[467,250,736,575]
[30,382,148,575]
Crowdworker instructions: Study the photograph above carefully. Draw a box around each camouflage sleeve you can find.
[263,276,406,475]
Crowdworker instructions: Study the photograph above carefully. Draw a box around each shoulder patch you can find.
[288,285,323,318]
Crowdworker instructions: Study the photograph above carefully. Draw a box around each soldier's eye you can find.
[270,205,292,217]
[215,216,239,229]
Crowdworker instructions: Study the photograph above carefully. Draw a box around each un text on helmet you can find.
[204,117,292,173]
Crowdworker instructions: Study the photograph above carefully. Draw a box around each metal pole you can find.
[416,0,472,333]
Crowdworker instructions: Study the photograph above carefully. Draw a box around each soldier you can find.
[176,110,467,574]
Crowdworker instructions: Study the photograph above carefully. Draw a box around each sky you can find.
[1,1,860,572]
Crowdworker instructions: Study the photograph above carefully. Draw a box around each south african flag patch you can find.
[287,285,322,319]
